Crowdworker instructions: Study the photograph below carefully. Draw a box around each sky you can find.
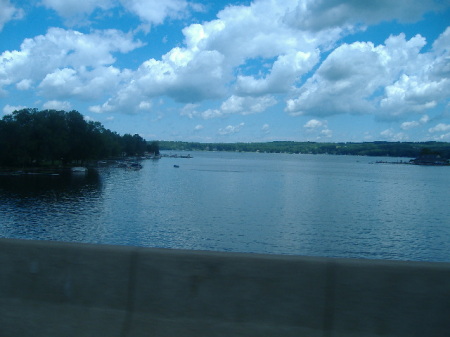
[1,0,450,143]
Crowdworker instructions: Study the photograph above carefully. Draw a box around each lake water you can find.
[1,151,449,262]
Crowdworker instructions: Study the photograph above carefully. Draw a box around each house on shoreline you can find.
[410,154,449,165]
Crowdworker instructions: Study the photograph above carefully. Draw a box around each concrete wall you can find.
[0,238,449,337]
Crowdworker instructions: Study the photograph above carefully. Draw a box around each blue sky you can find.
[1,0,450,142]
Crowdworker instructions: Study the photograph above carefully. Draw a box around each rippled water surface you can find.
[1,151,449,261]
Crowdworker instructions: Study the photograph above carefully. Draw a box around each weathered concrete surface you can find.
[0,238,449,337]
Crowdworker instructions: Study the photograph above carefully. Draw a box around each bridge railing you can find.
[1,238,449,337]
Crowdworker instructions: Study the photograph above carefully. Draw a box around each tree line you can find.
[0,109,158,167]
[158,140,450,158]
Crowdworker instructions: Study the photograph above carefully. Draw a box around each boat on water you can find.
[128,162,143,170]
[116,161,143,170]
[173,165,179,168]
[71,167,87,173]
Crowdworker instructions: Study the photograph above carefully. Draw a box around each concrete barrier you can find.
[0,238,449,337]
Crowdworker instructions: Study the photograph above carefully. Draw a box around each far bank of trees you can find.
[158,140,450,158]
[0,108,157,167]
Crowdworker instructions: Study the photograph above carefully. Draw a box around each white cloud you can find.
[42,100,72,111]
[428,123,450,133]
[41,0,198,27]
[286,39,388,116]
[220,95,277,115]
[16,79,32,90]
[286,29,450,119]
[2,104,26,115]
[41,0,114,25]
[235,51,319,96]
[120,0,194,26]
[381,75,440,115]
[420,115,430,124]
[400,114,430,130]
[380,128,408,141]
[0,28,142,101]
[304,119,325,129]
[97,0,346,112]
[88,81,142,114]
[138,101,152,110]
[0,0,24,31]
[194,124,204,131]
[1,28,142,79]
[119,48,228,104]
[400,121,420,130]
[91,0,449,116]
[41,0,113,16]
[261,124,270,133]
[436,133,450,140]
[218,122,244,135]
[321,128,332,137]
[181,95,277,119]
[304,119,332,138]
[284,0,445,32]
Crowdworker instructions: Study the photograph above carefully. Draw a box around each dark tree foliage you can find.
[121,133,148,157]
[0,109,148,167]
[146,141,160,155]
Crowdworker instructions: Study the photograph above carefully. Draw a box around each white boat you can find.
[128,162,143,170]
[71,167,87,173]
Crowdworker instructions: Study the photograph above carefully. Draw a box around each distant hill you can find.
[158,141,450,158]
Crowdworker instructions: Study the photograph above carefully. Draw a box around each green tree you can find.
[147,141,160,155]
[0,108,151,167]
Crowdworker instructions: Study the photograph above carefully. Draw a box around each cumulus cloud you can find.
[221,95,277,115]
[95,0,348,113]
[0,0,24,31]
[41,0,113,20]
[79,1,450,117]
[41,0,198,27]
[16,79,32,90]
[218,122,245,135]
[181,95,277,119]
[400,114,430,130]
[428,123,450,133]
[235,51,319,96]
[304,119,325,129]
[2,104,26,115]
[400,121,420,130]
[0,28,142,100]
[42,100,72,111]
[120,0,195,27]
[380,128,407,141]
[284,0,445,32]
[286,29,450,119]
[194,124,204,131]
[304,119,332,138]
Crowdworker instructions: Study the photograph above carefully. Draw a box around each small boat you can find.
[71,167,87,173]
[173,165,179,168]
[128,162,143,170]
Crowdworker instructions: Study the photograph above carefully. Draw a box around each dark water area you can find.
[1,151,449,262]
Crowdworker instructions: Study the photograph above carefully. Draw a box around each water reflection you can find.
[0,170,103,242]
[0,169,101,198]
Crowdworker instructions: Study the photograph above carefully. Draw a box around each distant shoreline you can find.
[158,140,450,159]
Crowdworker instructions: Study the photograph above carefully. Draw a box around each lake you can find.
[1,151,449,262]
